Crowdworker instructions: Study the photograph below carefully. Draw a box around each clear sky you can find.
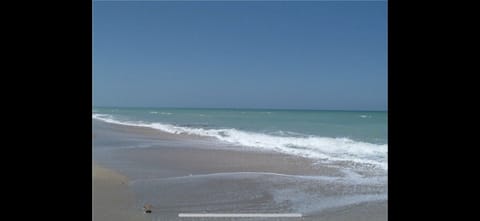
[93,1,387,111]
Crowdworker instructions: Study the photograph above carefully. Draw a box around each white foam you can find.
[93,114,388,170]
[149,111,172,115]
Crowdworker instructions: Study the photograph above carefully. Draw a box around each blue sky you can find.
[93,1,387,110]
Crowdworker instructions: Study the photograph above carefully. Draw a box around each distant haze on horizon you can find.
[93,1,387,111]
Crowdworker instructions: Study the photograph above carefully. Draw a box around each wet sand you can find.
[93,119,387,221]
[93,163,149,221]
[313,200,387,221]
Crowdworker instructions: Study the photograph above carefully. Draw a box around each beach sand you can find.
[313,200,387,221]
[93,119,387,221]
[93,163,149,221]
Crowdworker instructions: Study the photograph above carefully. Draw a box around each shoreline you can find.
[93,119,387,221]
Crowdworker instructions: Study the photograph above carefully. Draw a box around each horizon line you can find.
[92,105,387,112]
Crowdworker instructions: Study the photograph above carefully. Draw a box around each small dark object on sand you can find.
[143,204,153,214]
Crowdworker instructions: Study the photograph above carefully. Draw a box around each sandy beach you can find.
[93,119,387,221]
[93,163,149,221]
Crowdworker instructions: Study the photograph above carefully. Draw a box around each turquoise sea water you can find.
[93,107,387,169]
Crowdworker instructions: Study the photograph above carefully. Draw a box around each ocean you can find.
[93,107,387,170]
